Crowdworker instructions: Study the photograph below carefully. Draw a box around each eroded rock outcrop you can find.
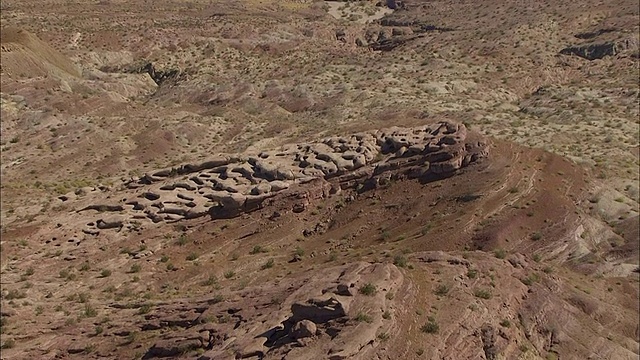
[62,121,488,231]
[137,262,402,360]
[560,37,639,60]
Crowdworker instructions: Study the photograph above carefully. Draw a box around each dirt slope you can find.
[0,27,81,78]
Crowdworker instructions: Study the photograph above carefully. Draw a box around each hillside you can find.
[0,0,638,359]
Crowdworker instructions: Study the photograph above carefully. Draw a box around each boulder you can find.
[96,216,124,229]
[292,320,317,339]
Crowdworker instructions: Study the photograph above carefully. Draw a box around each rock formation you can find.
[60,121,487,234]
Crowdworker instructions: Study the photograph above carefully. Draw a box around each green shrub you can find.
[434,284,450,296]
[359,283,377,296]
[467,269,478,279]
[420,320,439,334]
[250,245,267,255]
[94,325,104,336]
[355,312,372,323]
[261,259,275,270]
[137,304,152,315]
[83,304,98,317]
[393,255,408,268]
[177,234,188,246]
[474,289,492,299]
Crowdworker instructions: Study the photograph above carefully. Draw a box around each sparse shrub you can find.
[5,289,26,300]
[160,255,169,263]
[530,232,542,241]
[100,269,112,278]
[250,245,268,254]
[420,320,439,334]
[176,234,188,246]
[355,312,372,323]
[261,259,275,270]
[78,293,90,303]
[210,294,224,304]
[35,305,44,315]
[80,263,91,271]
[393,255,408,268]
[124,331,137,345]
[474,289,492,299]
[94,325,104,336]
[230,253,239,261]
[129,264,141,273]
[166,263,176,271]
[24,267,34,276]
[532,254,542,262]
[385,292,395,300]
[186,253,198,261]
[359,283,377,296]
[500,319,511,327]
[294,247,305,257]
[382,311,391,319]
[494,249,506,259]
[224,270,235,279]
[434,284,450,296]
[1,338,15,349]
[137,304,152,315]
[467,269,478,279]
[83,304,98,317]
[521,273,540,286]
[202,275,218,286]
[377,332,389,340]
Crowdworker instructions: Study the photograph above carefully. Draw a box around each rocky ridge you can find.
[57,121,487,237]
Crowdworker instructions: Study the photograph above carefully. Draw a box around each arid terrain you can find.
[0,0,638,359]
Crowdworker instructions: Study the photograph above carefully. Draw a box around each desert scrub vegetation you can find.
[467,269,478,279]
[494,249,507,259]
[100,269,112,278]
[393,254,408,268]
[250,245,268,255]
[261,258,275,270]
[355,312,373,323]
[359,283,377,296]
[434,284,450,296]
[4,289,26,300]
[420,319,439,334]
[474,289,492,299]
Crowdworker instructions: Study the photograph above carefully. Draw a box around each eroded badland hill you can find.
[0,0,638,359]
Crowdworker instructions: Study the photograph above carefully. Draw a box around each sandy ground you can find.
[325,1,393,24]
